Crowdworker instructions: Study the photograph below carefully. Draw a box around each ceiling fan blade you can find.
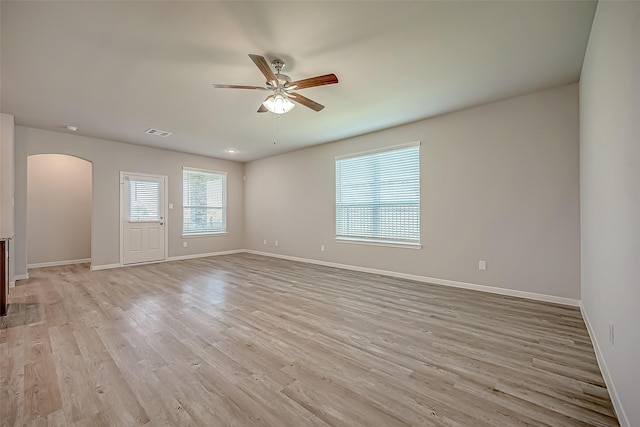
[257,96,270,113]
[289,74,338,90]
[212,84,269,90]
[249,54,277,84]
[289,92,325,112]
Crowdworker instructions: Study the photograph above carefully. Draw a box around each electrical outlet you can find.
[479,260,487,270]
[263,239,267,245]
[183,242,187,248]
[321,245,325,252]
[275,240,279,246]
[609,322,615,345]
[169,203,174,209]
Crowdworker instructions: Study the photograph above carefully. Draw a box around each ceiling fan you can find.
[212,54,338,114]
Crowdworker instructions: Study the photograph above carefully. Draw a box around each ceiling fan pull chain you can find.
[273,111,278,145]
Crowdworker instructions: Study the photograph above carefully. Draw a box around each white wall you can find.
[0,113,15,238]
[245,84,581,302]
[27,154,92,266]
[14,127,244,275]
[579,2,640,426]
[0,113,15,285]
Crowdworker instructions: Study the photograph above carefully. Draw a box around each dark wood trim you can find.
[0,239,7,316]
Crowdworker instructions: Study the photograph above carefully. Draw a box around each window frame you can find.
[182,167,228,237]
[335,142,421,249]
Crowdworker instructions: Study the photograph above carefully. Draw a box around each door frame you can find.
[119,171,169,266]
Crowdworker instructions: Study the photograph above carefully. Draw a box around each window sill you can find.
[182,232,228,239]
[335,237,422,250]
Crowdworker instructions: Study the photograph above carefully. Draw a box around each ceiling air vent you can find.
[145,128,172,137]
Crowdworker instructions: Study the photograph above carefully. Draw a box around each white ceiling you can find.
[1,1,596,162]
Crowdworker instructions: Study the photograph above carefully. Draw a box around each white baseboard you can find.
[11,273,28,287]
[28,258,91,269]
[246,250,580,307]
[90,249,245,271]
[167,249,245,262]
[580,304,629,427]
[90,263,121,271]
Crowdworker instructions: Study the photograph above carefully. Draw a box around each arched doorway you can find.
[27,154,92,268]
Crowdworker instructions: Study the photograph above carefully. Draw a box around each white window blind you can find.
[336,143,420,245]
[183,168,227,235]
[128,179,161,222]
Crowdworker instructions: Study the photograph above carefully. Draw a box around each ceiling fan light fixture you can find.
[263,93,295,114]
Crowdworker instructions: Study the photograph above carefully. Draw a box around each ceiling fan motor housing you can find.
[270,59,291,86]
[271,59,285,72]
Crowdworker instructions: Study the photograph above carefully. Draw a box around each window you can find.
[183,168,227,236]
[128,179,161,222]
[335,142,420,246]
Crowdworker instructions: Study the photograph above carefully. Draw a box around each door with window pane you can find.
[122,173,166,265]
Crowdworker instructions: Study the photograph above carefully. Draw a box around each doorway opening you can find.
[27,154,92,269]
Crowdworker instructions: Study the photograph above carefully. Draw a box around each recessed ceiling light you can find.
[226,149,237,154]
[65,125,78,132]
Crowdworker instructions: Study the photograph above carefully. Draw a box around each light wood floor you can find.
[1,253,618,426]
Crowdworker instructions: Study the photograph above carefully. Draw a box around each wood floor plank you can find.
[1,253,619,426]
[22,408,68,427]
[0,322,27,426]
[23,356,62,422]
[25,324,53,363]
[73,325,150,425]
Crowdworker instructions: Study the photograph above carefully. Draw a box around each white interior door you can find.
[122,173,166,265]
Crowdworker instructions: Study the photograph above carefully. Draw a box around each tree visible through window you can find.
[183,168,227,235]
[335,142,420,245]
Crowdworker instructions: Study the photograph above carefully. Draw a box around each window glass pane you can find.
[129,180,160,221]
[336,144,420,244]
[183,168,227,235]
